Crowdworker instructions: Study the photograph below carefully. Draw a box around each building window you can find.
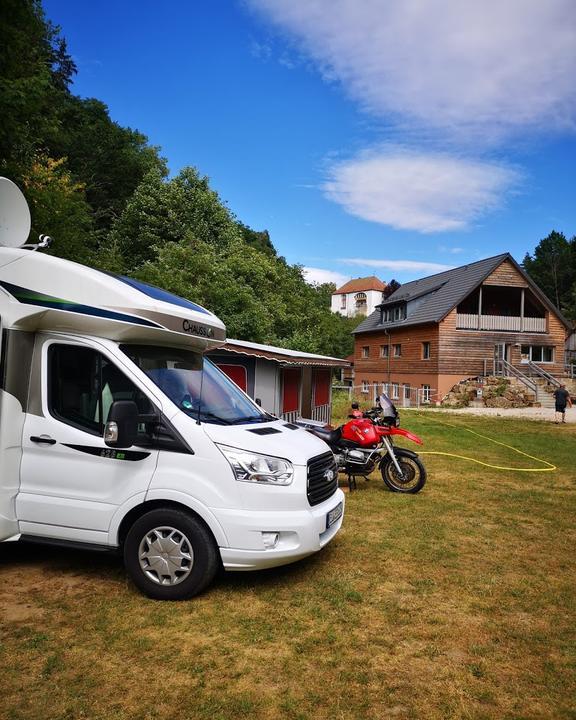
[422,341,430,359]
[361,346,370,358]
[381,304,406,323]
[341,295,347,309]
[393,344,401,357]
[403,384,411,400]
[422,385,431,403]
[361,380,369,394]
[520,345,554,363]
[380,344,389,358]
[392,383,399,399]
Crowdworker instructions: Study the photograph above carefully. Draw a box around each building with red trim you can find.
[331,276,386,317]
[209,339,349,423]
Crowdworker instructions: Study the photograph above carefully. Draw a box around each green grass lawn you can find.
[0,412,574,720]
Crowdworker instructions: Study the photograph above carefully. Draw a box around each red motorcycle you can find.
[304,395,426,493]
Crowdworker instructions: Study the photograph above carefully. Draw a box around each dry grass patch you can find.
[1,413,575,719]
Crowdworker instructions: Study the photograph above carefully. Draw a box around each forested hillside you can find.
[0,0,361,356]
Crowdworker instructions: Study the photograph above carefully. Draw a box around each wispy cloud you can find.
[323,147,522,232]
[339,258,455,273]
[247,0,576,140]
[302,266,350,286]
[439,246,464,254]
[247,0,574,234]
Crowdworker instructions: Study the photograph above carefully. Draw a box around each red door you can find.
[282,368,301,414]
[216,364,248,392]
[313,369,331,407]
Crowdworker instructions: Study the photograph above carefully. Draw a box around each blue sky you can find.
[44,0,576,288]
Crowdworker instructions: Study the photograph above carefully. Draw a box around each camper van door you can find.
[17,337,160,542]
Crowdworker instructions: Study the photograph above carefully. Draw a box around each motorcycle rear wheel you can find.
[381,450,426,494]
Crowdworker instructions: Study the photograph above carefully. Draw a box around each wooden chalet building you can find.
[353,253,572,404]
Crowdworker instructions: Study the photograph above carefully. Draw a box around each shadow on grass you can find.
[0,536,336,598]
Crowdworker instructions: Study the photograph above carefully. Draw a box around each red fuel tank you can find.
[341,418,380,447]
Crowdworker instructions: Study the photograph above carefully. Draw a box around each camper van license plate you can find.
[326,502,343,529]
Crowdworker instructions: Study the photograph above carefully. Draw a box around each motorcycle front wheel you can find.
[381,449,426,494]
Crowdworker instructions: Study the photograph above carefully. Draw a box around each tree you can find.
[47,96,167,232]
[237,223,276,256]
[104,167,242,272]
[21,155,94,262]
[523,231,576,319]
[0,0,75,179]
[382,279,401,300]
[107,169,360,356]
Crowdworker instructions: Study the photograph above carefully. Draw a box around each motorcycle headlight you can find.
[217,444,294,486]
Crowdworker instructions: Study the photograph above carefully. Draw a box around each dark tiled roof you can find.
[354,253,511,334]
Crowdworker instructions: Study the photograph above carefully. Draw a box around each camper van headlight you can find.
[217,445,293,486]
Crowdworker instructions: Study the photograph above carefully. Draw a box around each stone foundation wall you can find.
[441,376,533,409]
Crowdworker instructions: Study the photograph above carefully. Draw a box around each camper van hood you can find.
[200,418,332,467]
[0,248,226,350]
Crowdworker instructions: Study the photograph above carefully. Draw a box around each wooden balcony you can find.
[456,313,546,332]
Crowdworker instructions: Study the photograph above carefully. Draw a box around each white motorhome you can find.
[0,178,344,599]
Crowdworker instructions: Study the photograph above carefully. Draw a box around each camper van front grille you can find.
[307,452,338,506]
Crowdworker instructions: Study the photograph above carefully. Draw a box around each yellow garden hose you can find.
[413,414,557,472]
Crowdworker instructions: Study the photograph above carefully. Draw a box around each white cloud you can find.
[302,266,350,286]
[339,258,455,273]
[323,147,522,232]
[247,0,576,139]
[439,246,465,254]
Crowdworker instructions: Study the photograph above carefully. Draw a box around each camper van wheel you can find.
[123,508,220,600]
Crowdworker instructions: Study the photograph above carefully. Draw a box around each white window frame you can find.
[361,380,369,394]
[422,341,430,360]
[422,384,431,403]
[380,344,389,358]
[391,383,399,400]
[520,345,554,363]
[361,346,370,358]
[393,344,401,358]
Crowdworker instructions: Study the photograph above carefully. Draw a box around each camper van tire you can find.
[123,508,220,600]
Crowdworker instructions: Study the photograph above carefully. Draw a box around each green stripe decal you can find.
[0,281,162,329]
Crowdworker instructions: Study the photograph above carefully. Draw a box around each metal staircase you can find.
[494,359,561,407]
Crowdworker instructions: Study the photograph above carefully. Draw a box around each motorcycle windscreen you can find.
[378,393,398,420]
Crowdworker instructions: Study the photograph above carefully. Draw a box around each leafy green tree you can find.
[237,223,276,256]
[107,168,359,356]
[0,0,75,178]
[523,231,576,319]
[22,155,94,262]
[105,168,241,271]
[47,96,167,232]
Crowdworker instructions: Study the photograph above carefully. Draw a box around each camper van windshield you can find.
[120,345,269,425]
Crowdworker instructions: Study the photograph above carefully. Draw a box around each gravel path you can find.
[405,406,576,424]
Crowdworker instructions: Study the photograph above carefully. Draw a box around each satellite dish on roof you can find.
[0,177,32,248]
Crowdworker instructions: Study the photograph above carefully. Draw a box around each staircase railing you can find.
[526,361,562,389]
[501,359,537,395]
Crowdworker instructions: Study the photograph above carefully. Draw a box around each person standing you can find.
[553,384,572,423]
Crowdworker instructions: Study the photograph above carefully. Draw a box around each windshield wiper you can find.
[196,411,234,425]
[231,414,271,425]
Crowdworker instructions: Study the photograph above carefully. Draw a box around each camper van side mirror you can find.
[104,400,139,448]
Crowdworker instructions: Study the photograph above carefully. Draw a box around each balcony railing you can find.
[456,313,546,332]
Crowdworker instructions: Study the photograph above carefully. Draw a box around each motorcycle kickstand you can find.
[347,474,357,492]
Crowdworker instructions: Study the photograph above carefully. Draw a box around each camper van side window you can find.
[48,344,153,437]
